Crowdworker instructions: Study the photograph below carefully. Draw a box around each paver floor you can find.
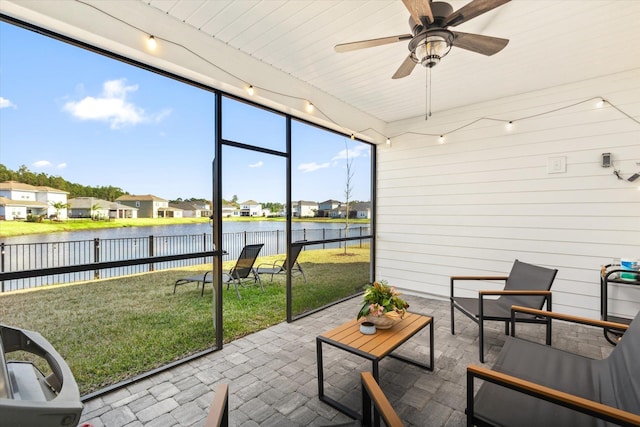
[79,296,614,426]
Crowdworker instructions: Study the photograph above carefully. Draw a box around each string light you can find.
[350,134,355,140]
[146,35,157,50]
[246,85,255,96]
[67,2,640,146]
[438,135,445,144]
[506,120,513,131]
[386,137,391,145]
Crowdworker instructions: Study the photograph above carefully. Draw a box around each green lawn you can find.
[0,246,369,394]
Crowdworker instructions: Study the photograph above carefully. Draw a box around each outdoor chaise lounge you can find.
[450,259,557,362]
[173,243,264,299]
[466,305,640,426]
[255,242,306,282]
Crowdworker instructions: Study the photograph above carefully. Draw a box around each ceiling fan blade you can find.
[335,34,412,53]
[445,0,511,27]
[452,31,509,55]
[402,0,434,25]
[392,55,417,79]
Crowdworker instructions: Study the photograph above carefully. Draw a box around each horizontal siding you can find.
[377,70,640,319]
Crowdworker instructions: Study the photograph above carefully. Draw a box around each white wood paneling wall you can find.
[378,70,640,319]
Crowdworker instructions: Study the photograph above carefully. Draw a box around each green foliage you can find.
[357,280,409,320]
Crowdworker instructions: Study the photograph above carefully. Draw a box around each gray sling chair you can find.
[173,243,264,299]
[450,259,558,362]
[255,242,306,282]
[467,306,640,427]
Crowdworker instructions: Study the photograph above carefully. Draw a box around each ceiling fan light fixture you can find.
[410,30,453,68]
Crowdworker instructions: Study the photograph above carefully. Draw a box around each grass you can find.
[0,216,370,237]
[0,246,370,395]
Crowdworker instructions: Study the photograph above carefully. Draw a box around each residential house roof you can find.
[0,181,68,194]
[68,197,137,211]
[0,196,48,208]
[116,194,167,202]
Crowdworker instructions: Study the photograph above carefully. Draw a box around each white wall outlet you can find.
[548,156,567,174]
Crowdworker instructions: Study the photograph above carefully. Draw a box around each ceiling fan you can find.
[335,0,511,79]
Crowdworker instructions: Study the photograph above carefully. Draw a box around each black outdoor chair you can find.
[450,259,557,362]
[255,242,306,282]
[467,306,640,426]
[173,243,264,299]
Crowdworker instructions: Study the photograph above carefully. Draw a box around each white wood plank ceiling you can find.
[141,0,640,123]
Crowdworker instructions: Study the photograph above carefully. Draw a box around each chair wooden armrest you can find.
[204,383,229,427]
[450,276,508,298]
[451,275,509,281]
[361,372,403,427]
[510,306,629,331]
[467,365,640,426]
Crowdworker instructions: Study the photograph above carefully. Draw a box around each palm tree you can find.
[91,202,102,220]
[50,201,70,220]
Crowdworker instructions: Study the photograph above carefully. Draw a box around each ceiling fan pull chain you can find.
[425,66,429,121]
[427,66,433,118]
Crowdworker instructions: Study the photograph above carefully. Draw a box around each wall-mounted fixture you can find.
[602,152,611,168]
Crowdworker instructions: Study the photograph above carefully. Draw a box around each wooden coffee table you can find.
[316,312,434,419]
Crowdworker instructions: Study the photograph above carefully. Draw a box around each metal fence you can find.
[0,226,371,292]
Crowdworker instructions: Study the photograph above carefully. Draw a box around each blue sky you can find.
[0,22,372,204]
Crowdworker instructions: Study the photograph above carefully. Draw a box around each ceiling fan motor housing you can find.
[408,2,455,68]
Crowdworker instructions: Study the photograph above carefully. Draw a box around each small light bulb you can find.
[247,85,255,96]
[350,134,355,140]
[438,135,445,144]
[597,98,606,108]
[147,35,157,50]
[506,121,513,131]
[386,137,391,145]
[306,102,314,113]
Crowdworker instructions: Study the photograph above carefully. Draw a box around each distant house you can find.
[116,194,169,218]
[292,200,318,218]
[221,203,237,217]
[169,201,211,218]
[68,197,138,219]
[352,202,371,219]
[157,206,183,218]
[317,199,341,217]
[238,200,262,217]
[329,202,371,219]
[0,181,68,220]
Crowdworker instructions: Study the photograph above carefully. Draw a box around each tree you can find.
[50,201,70,220]
[343,139,354,254]
[91,203,102,220]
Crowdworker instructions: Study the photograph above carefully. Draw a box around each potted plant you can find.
[357,280,409,329]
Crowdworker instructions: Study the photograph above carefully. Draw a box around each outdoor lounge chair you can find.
[173,243,264,299]
[466,306,640,427]
[450,259,557,362]
[255,242,306,282]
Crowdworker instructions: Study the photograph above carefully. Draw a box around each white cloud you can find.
[332,144,369,161]
[33,160,52,168]
[0,97,17,109]
[249,161,264,168]
[57,163,67,169]
[62,79,170,129]
[298,162,330,173]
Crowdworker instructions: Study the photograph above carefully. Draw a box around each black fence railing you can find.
[0,227,371,292]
